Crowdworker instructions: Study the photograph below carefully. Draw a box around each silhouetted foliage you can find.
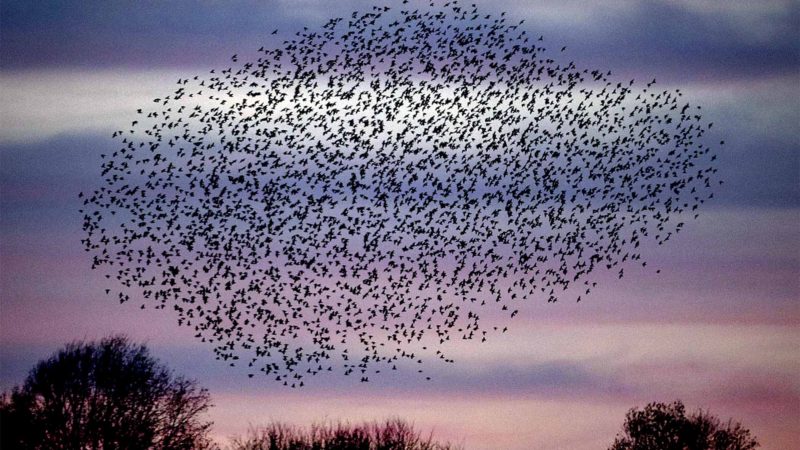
[609,400,759,450]
[0,336,214,450]
[229,418,461,450]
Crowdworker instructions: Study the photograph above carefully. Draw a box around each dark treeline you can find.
[1,336,758,449]
[228,419,461,450]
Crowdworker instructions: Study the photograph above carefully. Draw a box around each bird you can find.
[80,0,720,387]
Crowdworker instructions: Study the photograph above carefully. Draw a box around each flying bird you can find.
[81,0,720,386]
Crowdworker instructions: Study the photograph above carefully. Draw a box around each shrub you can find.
[229,418,461,450]
[609,400,759,450]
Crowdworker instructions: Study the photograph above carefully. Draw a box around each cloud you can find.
[5,322,797,397]
[505,0,799,81]
[3,70,798,211]
[0,70,184,143]
[2,0,797,81]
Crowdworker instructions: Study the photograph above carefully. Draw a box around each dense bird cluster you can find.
[81,1,720,386]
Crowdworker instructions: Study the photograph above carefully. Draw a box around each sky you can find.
[1,1,798,449]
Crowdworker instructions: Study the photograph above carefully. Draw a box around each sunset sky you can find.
[1,1,798,449]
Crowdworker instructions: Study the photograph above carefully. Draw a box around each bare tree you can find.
[230,418,461,450]
[0,336,214,450]
[609,400,759,450]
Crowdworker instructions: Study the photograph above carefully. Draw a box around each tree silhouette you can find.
[229,418,461,450]
[0,336,213,450]
[609,400,759,450]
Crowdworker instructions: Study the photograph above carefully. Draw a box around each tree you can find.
[609,400,759,450]
[229,418,461,450]
[0,336,214,450]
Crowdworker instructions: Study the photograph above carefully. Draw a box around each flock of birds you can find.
[81,1,720,386]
